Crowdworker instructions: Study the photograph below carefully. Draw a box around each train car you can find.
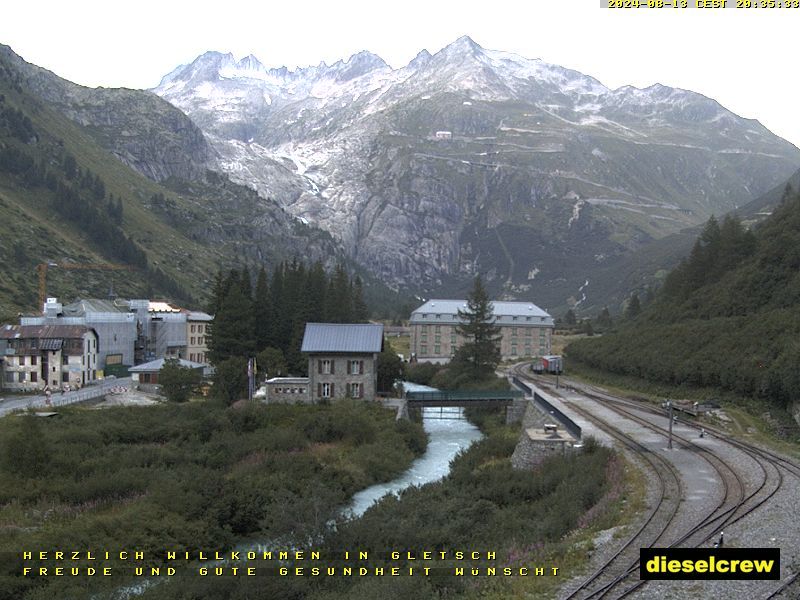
[532,355,563,375]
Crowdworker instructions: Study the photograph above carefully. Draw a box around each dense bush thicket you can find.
[133,419,614,600]
[0,401,426,600]
[569,191,800,407]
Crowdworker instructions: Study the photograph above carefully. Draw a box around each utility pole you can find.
[247,357,255,402]
[667,400,674,449]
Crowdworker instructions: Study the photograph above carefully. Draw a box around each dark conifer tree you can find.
[253,266,272,351]
[625,292,641,319]
[353,275,369,322]
[452,275,502,378]
[596,306,613,329]
[306,261,327,322]
[269,265,286,351]
[207,270,255,364]
[326,264,352,323]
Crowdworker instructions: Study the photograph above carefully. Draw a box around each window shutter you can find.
[317,383,322,397]
[359,383,363,399]
[318,360,322,375]
[359,360,364,375]
[331,383,335,398]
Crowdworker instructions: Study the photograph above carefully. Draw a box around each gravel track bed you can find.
[524,375,798,600]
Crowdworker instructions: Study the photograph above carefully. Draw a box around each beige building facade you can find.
[409,300,554,363]
[0,324,99,391]
[186,311,212,364]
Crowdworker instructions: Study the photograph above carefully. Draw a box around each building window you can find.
[349,360,362,375]
[62,354,68,365]
[436,314,441,319]
[350,383,361,398]
[421,344,428,354]
[191,324,196,333]
[320,359,332,374]
[527,316,532,321]
[434,345,440,354]
[525,344,532,355]
[199,325,204,333]
[62,372,69,383]
[31,355,37,366]
[422,314,428,319]
[421,333,427,342]
[4,373,13,384]
[199,337,204,345]
[513,316,518,321]
[435,325,441,333]
[18,372,24,383]
[31,372,37,383]
[450,335,456,344]
[321,383,331,398]
[526,328,532,336]
[511,327,517,336]
[434,335,440,343]
[511,345,517,356]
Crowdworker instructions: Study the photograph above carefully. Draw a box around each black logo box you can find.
[640,548,780,580]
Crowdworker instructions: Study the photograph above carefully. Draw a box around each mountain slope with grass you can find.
[0,46,354,320]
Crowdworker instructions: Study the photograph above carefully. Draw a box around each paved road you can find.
[0,377,133,417]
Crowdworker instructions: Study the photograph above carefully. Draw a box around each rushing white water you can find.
[343,386,483,518]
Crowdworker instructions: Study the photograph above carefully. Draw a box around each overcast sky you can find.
[3,0,799,147]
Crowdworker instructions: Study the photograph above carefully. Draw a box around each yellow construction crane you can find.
[37,262,138,311]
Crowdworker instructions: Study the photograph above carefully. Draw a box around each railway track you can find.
[509,364,798,599]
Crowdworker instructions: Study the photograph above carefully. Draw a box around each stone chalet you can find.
[262,323,384,404]
[302,323,383,401]
[410,299,554,364]
[0,324,99,391]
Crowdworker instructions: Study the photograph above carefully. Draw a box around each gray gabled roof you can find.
[301,323,383,354]
[129,358,205,372]
[410,299,554,326]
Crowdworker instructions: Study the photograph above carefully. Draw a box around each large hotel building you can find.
[409,299,554,363]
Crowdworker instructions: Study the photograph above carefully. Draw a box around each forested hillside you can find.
[568,185,800,410]
[0,48,411,321]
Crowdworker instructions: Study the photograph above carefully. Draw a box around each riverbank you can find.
[130,407,624,600]
[0,399,426,600]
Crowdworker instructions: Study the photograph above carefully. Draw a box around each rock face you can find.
[152,36,800,305]
[0,44,215,182]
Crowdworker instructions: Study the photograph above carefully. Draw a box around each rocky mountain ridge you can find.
[152,36,800,308]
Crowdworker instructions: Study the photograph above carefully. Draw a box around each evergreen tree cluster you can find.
[0,100,35,142]
[207,261,370,382]
[0,139,142,268]
[660,215,756,308]
[569,190,800,408]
